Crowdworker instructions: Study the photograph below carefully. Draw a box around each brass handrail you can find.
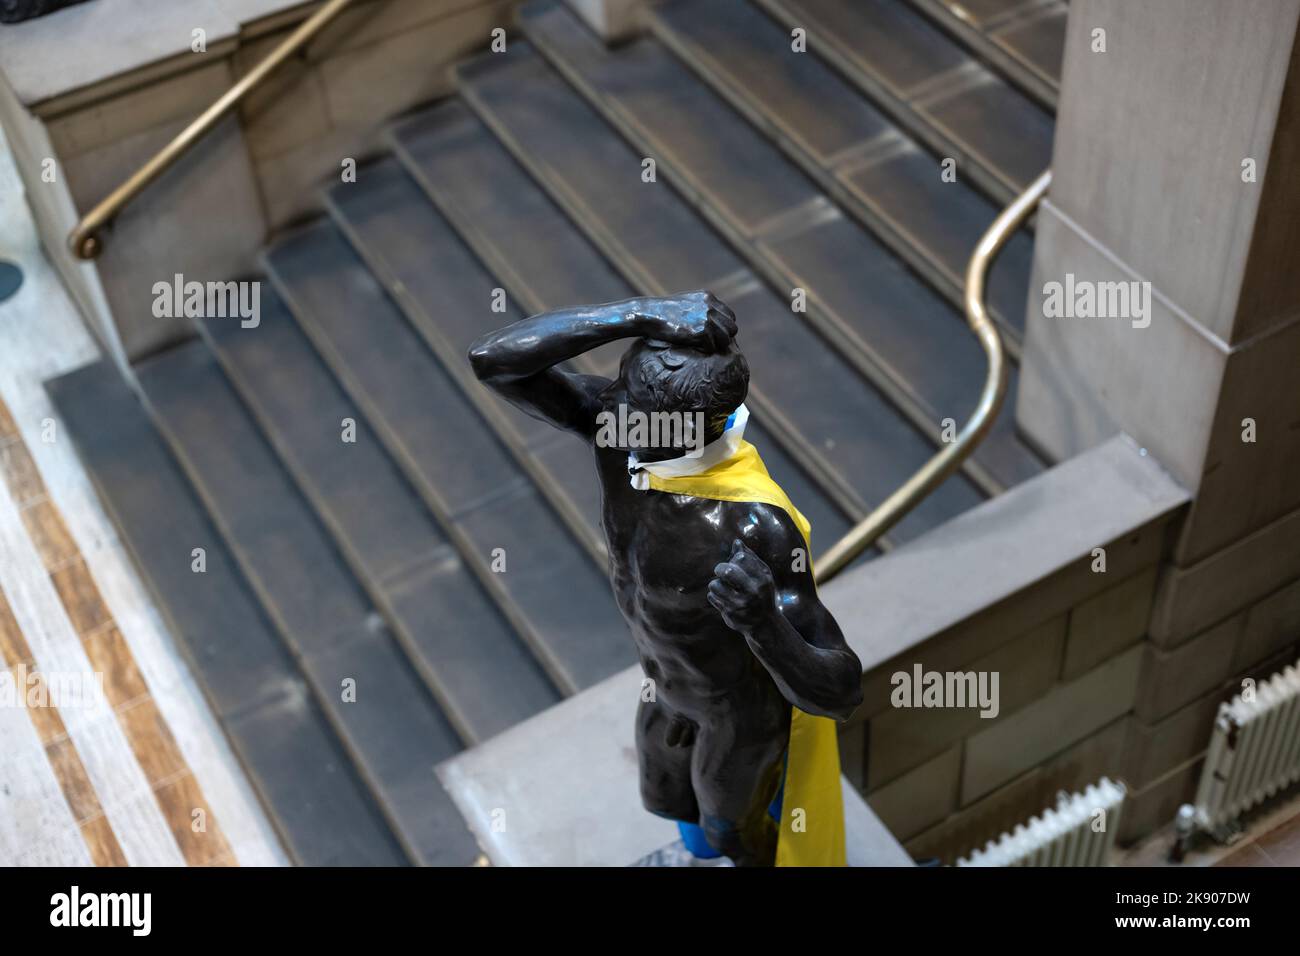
[67,0,359,260]
[814,169,1052,585]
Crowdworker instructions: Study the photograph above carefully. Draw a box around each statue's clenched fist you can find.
[708,539,778,633]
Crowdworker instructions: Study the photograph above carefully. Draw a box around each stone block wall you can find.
[822,434,1196,862]
[832,450,1300,862]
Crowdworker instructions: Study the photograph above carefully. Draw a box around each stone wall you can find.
[823,434,1198,862]
[1010,0,1300,857]
[0,0,520,363]
[830,449,1300,863]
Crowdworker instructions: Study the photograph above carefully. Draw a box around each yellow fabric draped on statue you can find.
[641,439,846,867]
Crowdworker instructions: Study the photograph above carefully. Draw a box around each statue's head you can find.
[613,337,749,459]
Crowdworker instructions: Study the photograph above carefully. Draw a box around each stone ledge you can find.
[0,0,324,113]
[437,666,913,866]
[821,434,1189,684]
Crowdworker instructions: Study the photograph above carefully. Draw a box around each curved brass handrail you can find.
[814,169,1052,585]
[67,0,359,260]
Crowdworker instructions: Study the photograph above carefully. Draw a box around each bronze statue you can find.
[470,292,863,866]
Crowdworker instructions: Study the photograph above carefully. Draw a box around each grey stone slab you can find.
[0,0,238,109]
[917,74,1054,193]
[961,643,1142,802]
[867,745,961,842]
[1061,565,1157,680]
[1118,756,1201,846]
[866,614,1064,787]
[201,288,561,743]
[1017,200,1228,491]
[458,45,746,290]
[522,2,821,239]
[839,143,1034,340]
[1048,0,1300,344]
[1177,315,1300,564]
[1123,689,1221,791]
[438,665,914,866]
[1151,503,1300,647]
[830,435,1186,702]
[1136,614,1244,724]
[649,0,892,169]
[265,220,632,696]
[907,716,1130,862]
[135,340,473,864]
[858,490,1170,717]
[48,360,411,866]
[1237,576,1300,671]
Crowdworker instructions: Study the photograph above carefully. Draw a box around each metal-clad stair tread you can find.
[46,360,412,867]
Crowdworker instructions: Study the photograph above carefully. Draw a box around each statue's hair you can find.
[621,340,749,437]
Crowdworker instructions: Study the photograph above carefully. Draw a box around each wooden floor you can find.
[0,130,286,866]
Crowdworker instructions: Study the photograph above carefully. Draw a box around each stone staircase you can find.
[47,0,1058,865]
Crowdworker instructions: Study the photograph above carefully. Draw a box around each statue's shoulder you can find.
[725,499,804,558]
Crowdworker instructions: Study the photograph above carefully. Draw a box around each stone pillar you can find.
[1017,0,1300,841]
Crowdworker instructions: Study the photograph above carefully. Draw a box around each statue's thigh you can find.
[635,698,698,821]
[689,722,785,828]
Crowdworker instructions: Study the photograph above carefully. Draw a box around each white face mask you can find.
[627,404,750,490]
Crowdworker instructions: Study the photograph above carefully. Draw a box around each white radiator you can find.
[1189,659,1300,834]
[957,778,1127,866]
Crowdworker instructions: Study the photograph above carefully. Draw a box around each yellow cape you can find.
[641,439,846,867]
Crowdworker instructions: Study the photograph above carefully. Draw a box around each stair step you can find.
[323,157,608,561]
[458,44,986,542]
[758,212,1043,490]
[646,0,1032,342]
[752,0,1054,204]
[904,0,1065,109]
[263,220,633,694]
[388,100,855,552]
[46,360,409,866]
[133,340,476,866]
[199,287,561,745]
[516,11,1043,492]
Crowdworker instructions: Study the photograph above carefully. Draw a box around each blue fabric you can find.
[678,821,722,859]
